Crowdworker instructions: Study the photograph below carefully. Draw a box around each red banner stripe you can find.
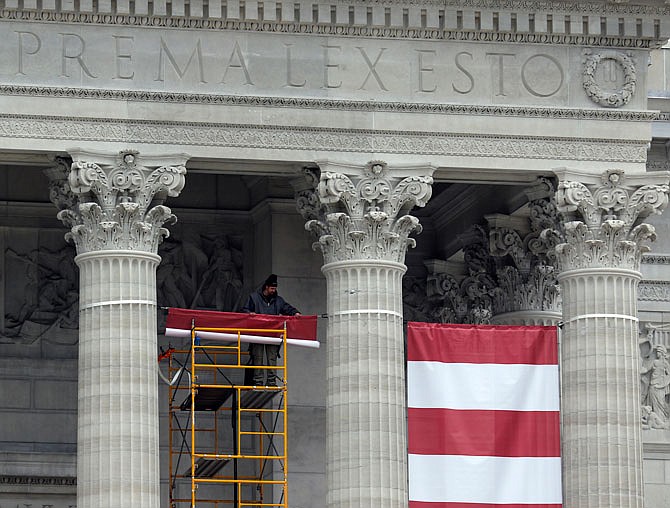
[406,322,558,365]
[408,407,560,457]
[165,308,317,341]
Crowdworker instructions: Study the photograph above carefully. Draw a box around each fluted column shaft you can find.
[77,251,161,508]
[48,149,188,508]
[297,161,434,508]
[559,268,642,508]
[548,168,670,508]
[324,260,406,508]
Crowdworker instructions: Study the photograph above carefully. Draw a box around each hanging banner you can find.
[407,322,562,508]
[164,308,319,348]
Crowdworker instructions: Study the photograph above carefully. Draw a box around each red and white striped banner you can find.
[407,322,562,508]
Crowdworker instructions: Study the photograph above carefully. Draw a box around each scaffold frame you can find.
[164,321,289,508]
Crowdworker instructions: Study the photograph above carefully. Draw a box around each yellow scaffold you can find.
[165,323,289,508]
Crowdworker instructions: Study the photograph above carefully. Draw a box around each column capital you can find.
[44,156,77,212]
[54,149,189,255]
[426,193,561,326]
[549,169,670,272]
[300,160,434,264]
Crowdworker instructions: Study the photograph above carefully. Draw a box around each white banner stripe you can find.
[407,362,560,411]
[409,454,562,504]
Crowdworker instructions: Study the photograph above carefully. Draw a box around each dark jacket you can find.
[241,289,299,316]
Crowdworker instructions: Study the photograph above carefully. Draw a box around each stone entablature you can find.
[1,0,668,48]
[0,20,648,110]
[0,116,650,167]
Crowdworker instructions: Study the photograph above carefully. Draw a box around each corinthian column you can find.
[548,169,669,508]
[298,161,433,508]
[53,149,188,508]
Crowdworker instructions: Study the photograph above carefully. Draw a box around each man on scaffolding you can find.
[241,274,301,386]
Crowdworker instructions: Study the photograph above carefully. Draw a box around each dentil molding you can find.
[0,0,667,48]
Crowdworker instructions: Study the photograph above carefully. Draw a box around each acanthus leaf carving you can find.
[54,150,188,254]
[294,168,326,224]
[422,178,562,325]
[44,157,77,212]
[489,227,531,275]
[300,161,433,264]
[548,170,670,272]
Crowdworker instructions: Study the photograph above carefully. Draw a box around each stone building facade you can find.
[1,1,670,507]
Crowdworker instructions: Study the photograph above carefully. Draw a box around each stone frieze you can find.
[0,115,650,163]
[642,255,670,265]
[639,281,670,301]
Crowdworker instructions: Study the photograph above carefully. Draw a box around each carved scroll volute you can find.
[299,161,434,264]
[549,169,670,272]
[56,149,189,254]
[44,156,77,213]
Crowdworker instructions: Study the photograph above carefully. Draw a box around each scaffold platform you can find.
[163,314,291,508]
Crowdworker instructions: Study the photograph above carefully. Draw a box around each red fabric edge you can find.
[165,308,317,341]
[406,322,558,365]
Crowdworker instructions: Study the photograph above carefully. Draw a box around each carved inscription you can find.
[0,22,611,106]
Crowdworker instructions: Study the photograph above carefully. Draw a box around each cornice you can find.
[0,85,659,122]
[1,0,667,48]
[0,114,649,163]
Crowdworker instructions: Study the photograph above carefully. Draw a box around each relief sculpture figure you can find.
[641,344,670,428]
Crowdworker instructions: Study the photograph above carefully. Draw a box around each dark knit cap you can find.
[263,274,278,288]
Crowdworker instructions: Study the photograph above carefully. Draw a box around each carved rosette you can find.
[549,169,669,272]
[56,150,188,254]
[302,161,433,264]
